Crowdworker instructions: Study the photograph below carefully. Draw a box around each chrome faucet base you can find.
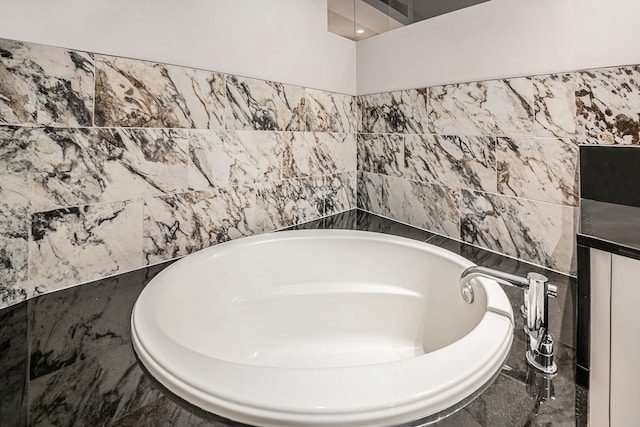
[526,351,558,376]
[459,266,558,376]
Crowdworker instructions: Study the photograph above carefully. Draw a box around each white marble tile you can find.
[428,78,534,136]
[533,73,576,138]
[143,186,255,264]
[0,38,94,127]
[357,172,389,215]
[497,137,578,206]
[283,132,352,179]
[358,89,429,134]
[576,66,640,144]
[357,133,404,177]
[0,205,29,308]
[95,55,225,129]
[303,89,356,133]
[324,171,357,215]
[31,128,189,211]
[226,76,304,131]
[385,176,460,239]
[404,134,496,193]
[188,130,283,190]
[28,201,144,295]
[460,191,577,274]
[255,178,323,232]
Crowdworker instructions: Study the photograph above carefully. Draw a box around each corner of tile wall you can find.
[0,37,357,309]
[356,67,640,276]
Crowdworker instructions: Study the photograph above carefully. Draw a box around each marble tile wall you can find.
[358,67,640,276]
[0,38,357,309]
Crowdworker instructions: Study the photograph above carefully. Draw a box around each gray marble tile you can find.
[358,89,429,134]
[225,75,304,131]
[95,55,226,129]
[143,186,255,265]
[0,302,27,427]
[32,127,189,211]
[283,132,354,179]
[384,175,460,239]
[28,269,145,380]
[0,38,94,127]
[28,200,143,295]
[576,66,640,144]
[497,137,579,206]
[0,126,33,209]
[357,133,403,176]
[428,78,534,136]
[533,73,576,138]
[188,130,283,190]
[404,134,497,193]
[324,171,356,215]
[303,88,356,133]
[460,191,577,274]
[255,178,323,232]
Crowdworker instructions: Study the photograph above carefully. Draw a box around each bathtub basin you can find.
[131,230,514,426]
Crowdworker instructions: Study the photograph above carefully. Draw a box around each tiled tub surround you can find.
[0,210,584,427]
[358,68,640,276]
[0,38,357,309]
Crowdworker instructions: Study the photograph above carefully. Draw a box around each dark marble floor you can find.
[0,209,586,426]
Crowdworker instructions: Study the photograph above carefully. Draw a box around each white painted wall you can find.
[357,0,640,95]
[0,0,357,95]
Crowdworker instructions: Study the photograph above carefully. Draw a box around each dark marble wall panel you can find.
[0,302,28,427]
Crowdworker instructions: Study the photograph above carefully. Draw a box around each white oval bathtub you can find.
[131,230,514,427]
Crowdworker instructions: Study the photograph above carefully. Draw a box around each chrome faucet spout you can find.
[459,266,558,375]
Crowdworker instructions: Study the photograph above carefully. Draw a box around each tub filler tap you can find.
[459,266,558,375]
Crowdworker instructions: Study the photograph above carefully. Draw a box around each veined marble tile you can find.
[385,176,460,239]
[460,191,577,274]
[31,127,189,211]
[0,206,29,308]
[428,78,534,136]
[357,133,403,177]
[226,75,304,131]
[497,137,578,206]
[357,172,388,215]
[404,134,496,193]
[358,89,429,134]
[188,130,283,190]
[95,55,225,129]
[0,126,32,306]
[283,132,354,179]
[143,186,255,265]
[324,171,357,215]
[28,269,144,380]
[28,201,143,294]
[255,178,323,232]
[533,73,576,138]
[576,66,640,144]
[0,38,94,127]
[303,88,356,133]
[0,126,33,209]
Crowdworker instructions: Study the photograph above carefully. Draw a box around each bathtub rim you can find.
[131,229,515,426]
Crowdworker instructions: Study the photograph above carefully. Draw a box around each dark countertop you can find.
[578,199,640,260]
[0,209,585,427]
